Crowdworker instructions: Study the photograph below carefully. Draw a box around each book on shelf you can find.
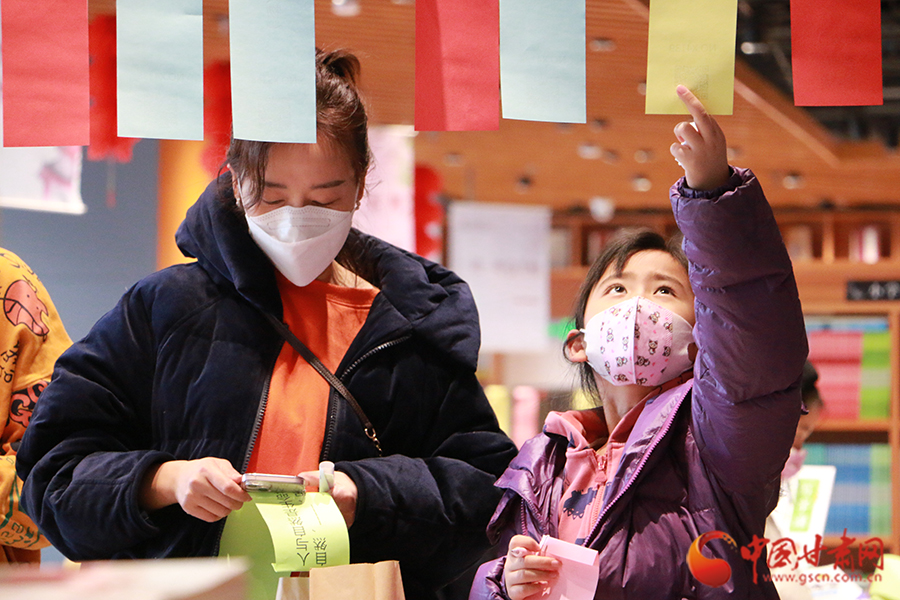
[805,316,891,420]
[804,443,891,538]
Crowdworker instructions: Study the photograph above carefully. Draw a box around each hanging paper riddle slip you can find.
[250,490,349,573]
[645,0,738,115]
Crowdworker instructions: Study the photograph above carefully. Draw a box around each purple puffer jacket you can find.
[470,168,808,600]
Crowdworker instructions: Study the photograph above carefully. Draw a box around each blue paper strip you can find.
[229,0,315,143]
[117,0,203,140]
[499,0,585,123]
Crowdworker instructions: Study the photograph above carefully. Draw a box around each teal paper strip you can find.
[229,0,315,143]
[499,0,585,123]
[117,0,203,140]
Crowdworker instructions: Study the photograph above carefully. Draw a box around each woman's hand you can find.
[299,468,358,528]
[503,535,561,600]
[670,85,730,191]
[139,457,251,522]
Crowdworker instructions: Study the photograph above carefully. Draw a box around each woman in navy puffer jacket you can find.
[470,87,807,600]
[17,49,517,600]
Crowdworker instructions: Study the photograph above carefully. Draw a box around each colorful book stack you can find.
[804,443,892,537]
[805,316,891,420]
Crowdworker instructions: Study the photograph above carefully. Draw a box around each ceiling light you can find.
[589,197,615,222]
[589,118,608,131]
[740,42,770,55]
[516,175,533,194]
[634,149,654,163]
[589,38,616,52]
[443,152,463,167]
[331,0,360,17]
[577,142,603,160]
[782,173,804,190]
[631,175,652,192]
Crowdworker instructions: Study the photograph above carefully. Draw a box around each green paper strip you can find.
[251,491,350,573]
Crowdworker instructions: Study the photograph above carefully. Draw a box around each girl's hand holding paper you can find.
[503,535,561,600]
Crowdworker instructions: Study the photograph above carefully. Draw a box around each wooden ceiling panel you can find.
[89,0,900,210]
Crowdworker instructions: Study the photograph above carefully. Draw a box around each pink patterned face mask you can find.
[582,296,695,387]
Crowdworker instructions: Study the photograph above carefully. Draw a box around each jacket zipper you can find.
[504,476,555,542]
[342,335,412,380]
[212,370,273,556]
[319,334,411,460]
[583,386,691,548]
[240,377,273,473]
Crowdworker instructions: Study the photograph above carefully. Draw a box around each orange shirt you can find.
[247,273,378,476]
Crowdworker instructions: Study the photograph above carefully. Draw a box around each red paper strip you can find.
[791,0,882,106]
[1,0,90,146]
[415,0,499,131]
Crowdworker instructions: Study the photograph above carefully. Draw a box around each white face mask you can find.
[246,205,354,287]
[582,296,695,387]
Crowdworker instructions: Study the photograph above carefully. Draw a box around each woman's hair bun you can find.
[316,48,361,88]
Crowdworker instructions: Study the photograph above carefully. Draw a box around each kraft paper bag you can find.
[276,576,310,600]
[307,561,406,600]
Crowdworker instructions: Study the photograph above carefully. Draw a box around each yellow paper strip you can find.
[251,492,350,573]
[645,0,738,115]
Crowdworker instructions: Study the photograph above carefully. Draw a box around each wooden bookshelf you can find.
[814,419,891,433]
[550,207,900,554]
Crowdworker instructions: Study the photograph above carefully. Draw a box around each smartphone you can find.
[241,473,307,495]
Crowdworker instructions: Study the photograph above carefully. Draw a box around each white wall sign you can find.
[448,201,551,353]
[0,146,85,214]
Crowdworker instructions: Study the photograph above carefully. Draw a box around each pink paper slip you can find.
[540,535,600,600]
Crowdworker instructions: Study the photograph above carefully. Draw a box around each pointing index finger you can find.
[676,84,712,135]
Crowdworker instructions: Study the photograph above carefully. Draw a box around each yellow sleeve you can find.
[0,249,71,554]
[0,454,48,550]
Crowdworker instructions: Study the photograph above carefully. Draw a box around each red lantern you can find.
[87,15,139,164]
[414,165,445,262]
[202,62,232,177]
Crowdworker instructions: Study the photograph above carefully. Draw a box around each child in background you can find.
[782,361,824,481]
[765,361,825,600]
[469,87,809,600]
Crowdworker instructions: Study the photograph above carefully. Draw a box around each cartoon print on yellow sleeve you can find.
[7,382,43,430]
[3,279,50,337]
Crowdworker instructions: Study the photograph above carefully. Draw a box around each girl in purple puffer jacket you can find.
[469,87,808,600]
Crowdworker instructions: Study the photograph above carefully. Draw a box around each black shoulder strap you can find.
[262,311,383,457]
